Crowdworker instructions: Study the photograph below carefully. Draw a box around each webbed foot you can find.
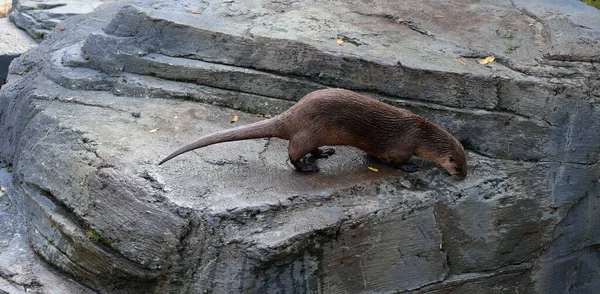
[291,158,320,172]
[400,162,420,173]
[311,146,336,158]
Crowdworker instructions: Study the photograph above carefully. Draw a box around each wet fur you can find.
[159,89,467,178]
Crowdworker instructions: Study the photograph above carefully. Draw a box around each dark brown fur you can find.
[159,89,467,178]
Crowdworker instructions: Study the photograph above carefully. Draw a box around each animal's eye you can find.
[449,157,455,163]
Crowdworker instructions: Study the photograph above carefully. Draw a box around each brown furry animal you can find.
[159,88,467,179]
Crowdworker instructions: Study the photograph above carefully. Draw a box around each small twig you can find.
[359,257,367,289]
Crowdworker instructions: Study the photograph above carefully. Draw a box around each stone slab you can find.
[9,0,117,39]
[0,168,95,294]
[0,16,36,82]
[0,0,598,293]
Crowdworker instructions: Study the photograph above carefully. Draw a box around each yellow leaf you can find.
[336,37,344,46]
[190,11,202,15]
[367,166,379,172]
[0,2,12,18]
[58,27,65,31]
[452,58,465,65]
[149,128,160,133]
[231,114,239,123]
[478,56,495,65]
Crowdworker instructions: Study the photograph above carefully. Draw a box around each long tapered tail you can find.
[158,119,280,165]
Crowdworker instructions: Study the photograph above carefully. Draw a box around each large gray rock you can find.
[0,0,598,293]
[0,16,36,84]
[9,0,116,40]
[0,168,94,294]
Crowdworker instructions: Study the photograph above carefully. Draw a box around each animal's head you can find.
[438,139,467,179]
[415,124,467,179]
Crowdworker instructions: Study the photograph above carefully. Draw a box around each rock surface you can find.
[0,168,94,294]
[9,0,116,40]
[0,14,36,84]
[0,0,598,293]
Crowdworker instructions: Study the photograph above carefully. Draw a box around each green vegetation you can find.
[581,0,600,9]
[86,230,100,242]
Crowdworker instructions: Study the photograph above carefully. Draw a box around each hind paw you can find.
[400,162,420,173]
[312,146,336,158]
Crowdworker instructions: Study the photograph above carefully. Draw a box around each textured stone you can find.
[0,168,95,293]
[0,0,598,293]
[9,0,116,39]
[0,16,36,83]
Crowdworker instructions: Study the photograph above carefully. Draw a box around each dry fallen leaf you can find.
[58,27,65,31]
[337,34,366,46]
[0,186,7,194]
[66,96,75,101]
[149,128,160,133]
[0,2,11,18]
[231,114,239,123]
[478,56,495,65]
[256,114,264,117]
[453,58,466,65]
[45,128,51,136]
[367,166,379,172]
[190,11,202,15]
